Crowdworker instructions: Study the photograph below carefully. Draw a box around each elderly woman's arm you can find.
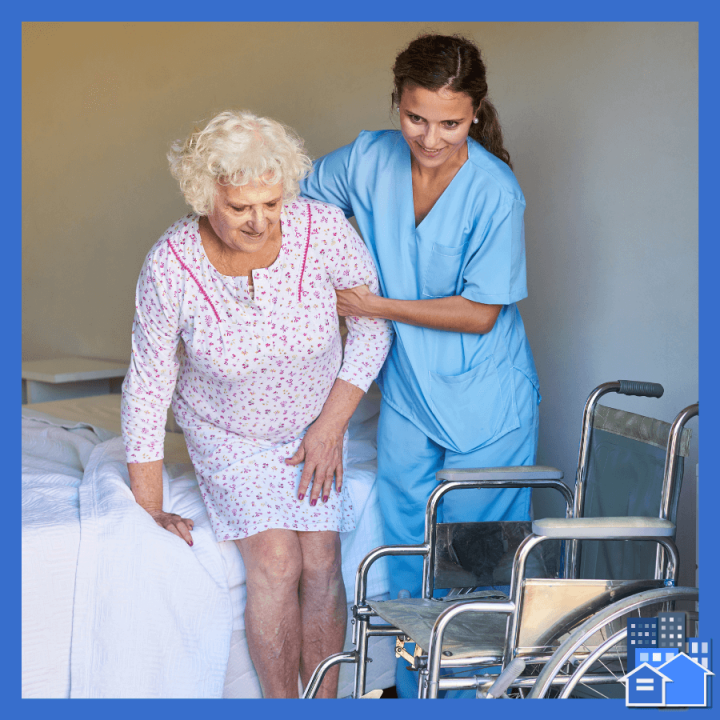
[285,378,364,504]
[127,461,194,544]
[286,206,394,505]
[121,241,195,545]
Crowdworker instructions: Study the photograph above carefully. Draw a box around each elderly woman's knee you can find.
[262,557,303,589]
[239,533,303,589]
[300,534,343,582]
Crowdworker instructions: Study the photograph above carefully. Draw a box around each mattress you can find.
[22,386,395,698]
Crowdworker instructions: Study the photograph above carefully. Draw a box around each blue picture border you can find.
[8,2,718,718]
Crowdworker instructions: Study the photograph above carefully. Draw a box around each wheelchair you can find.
[302,380,698,699]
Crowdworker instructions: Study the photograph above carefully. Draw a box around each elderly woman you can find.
[120,110,393,698]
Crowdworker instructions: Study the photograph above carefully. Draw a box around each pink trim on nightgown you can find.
[297,204,312,302]
[167,239,221,323]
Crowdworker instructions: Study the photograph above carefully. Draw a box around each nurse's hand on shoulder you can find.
[336,284,380,318]
[286,420,344,506]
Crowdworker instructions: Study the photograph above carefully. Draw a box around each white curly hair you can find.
[168,110,313,215]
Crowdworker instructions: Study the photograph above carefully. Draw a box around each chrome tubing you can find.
[505,534,547,664]
[507,533,677,670]
[301,651,357,698]
[569,382,621,578]
[426,601,516,699]
[354,616,370,698]
[353,543,428,642]
[655,403,698,578]
[423,478,573,598]
[527,586,698,698]
[569,381,666,577]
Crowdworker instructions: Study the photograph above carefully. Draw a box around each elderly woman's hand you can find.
[148,510,195,546]
[284,378,365,506]
[285,418,345,505]
[127,461,195,547]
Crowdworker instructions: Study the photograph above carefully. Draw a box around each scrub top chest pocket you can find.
[421,241,468,298]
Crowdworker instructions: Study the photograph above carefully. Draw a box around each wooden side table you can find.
[22,357,129,404]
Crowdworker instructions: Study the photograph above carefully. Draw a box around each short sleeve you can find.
[461,197,528,306]
[300,142,355,218]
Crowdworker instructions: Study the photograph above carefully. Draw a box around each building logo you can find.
[622,613,712,707]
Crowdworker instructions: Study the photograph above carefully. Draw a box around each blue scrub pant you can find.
[376,370,540,697]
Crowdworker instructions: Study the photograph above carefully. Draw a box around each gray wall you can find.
[23,22,698,583]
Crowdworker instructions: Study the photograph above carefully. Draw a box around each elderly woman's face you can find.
[207,181,284,254]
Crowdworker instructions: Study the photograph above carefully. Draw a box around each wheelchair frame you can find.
[302,383,697,700]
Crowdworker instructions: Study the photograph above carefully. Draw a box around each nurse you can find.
[300,34,540,695]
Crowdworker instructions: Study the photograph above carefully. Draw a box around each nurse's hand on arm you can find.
[336,284,502,335]
[127,460,195,546]
[285,378,365,506]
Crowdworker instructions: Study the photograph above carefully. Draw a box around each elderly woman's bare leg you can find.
[236,529,304,698]
[297,531,347,698]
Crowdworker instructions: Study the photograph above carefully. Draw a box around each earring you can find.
[473,118,479,124]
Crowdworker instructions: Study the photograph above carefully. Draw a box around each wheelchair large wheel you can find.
[526,586,699,699]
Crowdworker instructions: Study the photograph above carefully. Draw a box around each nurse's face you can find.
[207,180,284,254]
[398,84,477,170]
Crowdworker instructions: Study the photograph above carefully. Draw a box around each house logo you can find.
[623,613,712,707]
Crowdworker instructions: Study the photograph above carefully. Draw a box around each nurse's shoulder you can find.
[466,137,526,207]
[345,129,405,170]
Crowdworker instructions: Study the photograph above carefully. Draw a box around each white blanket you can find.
[22,386,391,698]
[22,419,99,698]
[23,419,233,699]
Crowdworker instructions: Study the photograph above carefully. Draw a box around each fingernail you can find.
[311,499,317,507]
[298,493,304,501]
[323,495,328,503]
[189,541,194,547]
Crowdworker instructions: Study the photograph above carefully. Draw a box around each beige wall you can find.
[23,22,699,582]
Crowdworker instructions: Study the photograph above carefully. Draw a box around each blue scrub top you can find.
[300,130,539,454]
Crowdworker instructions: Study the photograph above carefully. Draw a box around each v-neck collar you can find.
[404,138,472,231]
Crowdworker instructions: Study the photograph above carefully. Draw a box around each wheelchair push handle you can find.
[618,380,664,398]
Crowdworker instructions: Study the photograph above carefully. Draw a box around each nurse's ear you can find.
[391,88,400,111]
[473,98,483,124]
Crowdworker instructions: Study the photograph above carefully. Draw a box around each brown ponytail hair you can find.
[392,34,512,169]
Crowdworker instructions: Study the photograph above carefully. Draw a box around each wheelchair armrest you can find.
[354,543,429,607]
[433,466,572,510]
[532,516,676,539]
[436,465,563,482]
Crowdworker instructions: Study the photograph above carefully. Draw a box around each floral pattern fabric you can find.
[121,199,393,540]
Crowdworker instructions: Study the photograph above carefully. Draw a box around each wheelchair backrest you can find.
[579,404,691,580]
[433,521,562,590]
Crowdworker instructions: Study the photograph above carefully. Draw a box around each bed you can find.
[22,383,396,699]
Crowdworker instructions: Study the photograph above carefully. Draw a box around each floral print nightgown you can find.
[121,198,393,541]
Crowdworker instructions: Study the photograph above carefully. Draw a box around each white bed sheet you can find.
[22,419,233,699]
[22,385,395,698]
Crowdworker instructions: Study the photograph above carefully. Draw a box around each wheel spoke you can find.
[579,682,610,699]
